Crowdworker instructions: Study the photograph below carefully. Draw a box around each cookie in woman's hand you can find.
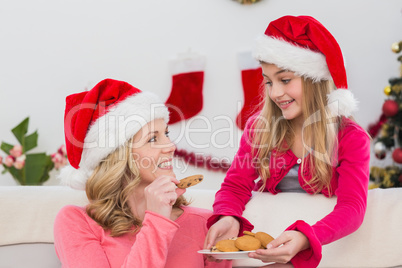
[177,175,203,189]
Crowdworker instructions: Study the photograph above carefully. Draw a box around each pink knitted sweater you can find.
[54,205,231,268]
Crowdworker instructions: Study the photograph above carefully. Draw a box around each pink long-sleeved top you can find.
[207,116,371,268]
[54,205,231,268]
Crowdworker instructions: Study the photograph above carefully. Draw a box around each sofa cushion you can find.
[0,186,88,246]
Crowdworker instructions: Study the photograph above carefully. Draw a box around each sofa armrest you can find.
[0,186,88,246]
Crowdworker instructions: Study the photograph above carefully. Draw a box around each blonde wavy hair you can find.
[251,77,344,196]
[85,139,189,237]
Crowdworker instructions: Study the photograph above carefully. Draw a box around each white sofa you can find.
[0,186,402,268]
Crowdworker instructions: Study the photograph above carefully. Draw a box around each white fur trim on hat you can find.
[59,91,169,190]
[252,35,332,82]
[327,89,358,117]
[58,165,91,190]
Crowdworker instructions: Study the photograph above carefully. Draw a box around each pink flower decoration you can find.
[52,152,63,163]
[14,162,23,169]
[52,151,68,170]
[59,145,67,157]
[4,155,15,167]
[0,156,3,165]
[13,155,26,170]
[9,145,23,158]
[54,162,62,170]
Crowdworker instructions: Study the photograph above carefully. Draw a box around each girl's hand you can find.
[248,230,310,264]
[144,176,186,219]
[204,216,240,249]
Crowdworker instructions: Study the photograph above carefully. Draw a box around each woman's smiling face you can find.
[131,118,176,184]
[262,62,303,124]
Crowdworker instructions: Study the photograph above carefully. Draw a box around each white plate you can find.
[197,249,255,259]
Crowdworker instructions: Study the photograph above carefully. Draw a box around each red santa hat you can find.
[59,78,169,190]
[253,15,358,117]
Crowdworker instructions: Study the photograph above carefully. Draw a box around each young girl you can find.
[54,79,231,268]
[205,15,370,267]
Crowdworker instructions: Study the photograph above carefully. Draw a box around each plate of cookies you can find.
[198,231,274,259]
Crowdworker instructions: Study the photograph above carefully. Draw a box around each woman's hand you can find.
[204,216,240,249]
[248,230,310,264]
[203,216,241,262]
[143,176,186,219]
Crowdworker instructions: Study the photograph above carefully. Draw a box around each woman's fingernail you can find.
[267,244,272,249]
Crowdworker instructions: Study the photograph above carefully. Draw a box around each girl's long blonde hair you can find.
[85,139,189,237]
[251,77,342,196]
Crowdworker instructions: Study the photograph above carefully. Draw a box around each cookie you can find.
[243,231,255,237]
[215,239,239,252]
[234,235,261,251]
[255,232,274,249]
[177,174,203,189]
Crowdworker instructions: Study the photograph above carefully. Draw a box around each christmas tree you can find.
[370,41,402,188]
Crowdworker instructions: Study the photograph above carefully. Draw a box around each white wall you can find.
[1,0,401,187]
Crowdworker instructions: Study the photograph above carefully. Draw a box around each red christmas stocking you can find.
[165,55,206,125]
[236,51,264,130]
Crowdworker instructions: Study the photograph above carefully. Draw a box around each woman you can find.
[54,78,231,268]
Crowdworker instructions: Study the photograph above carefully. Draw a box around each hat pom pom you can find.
[327,89,358,117]
[58,166,90,191]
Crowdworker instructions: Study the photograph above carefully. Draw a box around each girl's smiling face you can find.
[131,118,176,184]
[262,62,304,124]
